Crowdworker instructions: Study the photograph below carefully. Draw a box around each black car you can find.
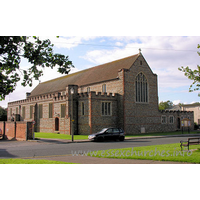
[88,128,125,141]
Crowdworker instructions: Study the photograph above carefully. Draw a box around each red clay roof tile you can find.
[29,53,139,97]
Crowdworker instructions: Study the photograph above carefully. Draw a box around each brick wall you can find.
[0,121,5,139]
[0,121,33,141]
[5,122,15,140]
[78,92,118,134]
[16,122,27,140]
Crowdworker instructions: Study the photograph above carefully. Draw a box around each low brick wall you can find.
[16,122,27,140]
[0,121,33,141]
[5,122,15,140]
[0,122,5,139]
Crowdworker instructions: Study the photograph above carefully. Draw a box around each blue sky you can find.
[1,36,200,108]
[1,0,200,108]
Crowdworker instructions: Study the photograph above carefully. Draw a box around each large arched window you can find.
[135,73,148,103]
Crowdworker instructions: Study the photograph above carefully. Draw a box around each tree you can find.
[178,44,200,95]
[0,106,7,121]
[159,100,173,110]
[0,36,74,101]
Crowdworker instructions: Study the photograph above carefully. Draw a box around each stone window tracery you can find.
[136,73,148,103]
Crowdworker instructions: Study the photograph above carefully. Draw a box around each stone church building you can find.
[7,51,194,135]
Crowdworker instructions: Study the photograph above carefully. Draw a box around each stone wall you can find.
[123,54,194,134]
[78,91,118,135]
[123,54,159,134]
[7,91,72,134]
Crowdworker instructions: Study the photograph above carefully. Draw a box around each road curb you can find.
[35,133,200,143]
[125,134,200,140]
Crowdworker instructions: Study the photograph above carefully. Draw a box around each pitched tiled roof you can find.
[29,53,139,97]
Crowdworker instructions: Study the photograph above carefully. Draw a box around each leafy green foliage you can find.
[159,100,173,110]
[178,44,200,95]
[0,36,74,100]
[0,106,7,121]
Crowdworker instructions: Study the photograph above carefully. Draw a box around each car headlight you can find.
[88,135,95,139]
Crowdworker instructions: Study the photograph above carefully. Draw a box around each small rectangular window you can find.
[10,108,12,117]
[108,102,111,115]
[102,102,111,116]
[102,102,105,115]
[169,116,174,124]
[30,106,33,119]
[81,102,85,115]
[39,104,43,119]
[105,102,107,115]
[102,84,106,93]
[49,103,53,118]
[87,87,90,93]
[161,116,167,124]
[22,106,25,119]
[16,107,18,114]
[61,104,66,118]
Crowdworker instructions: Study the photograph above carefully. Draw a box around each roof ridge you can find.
[30,53,140,97]
[91,53,139,68]
[41,53,139,84]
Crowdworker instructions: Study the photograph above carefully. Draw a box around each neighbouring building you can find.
[181,103,200,125]
[7,51,194,135]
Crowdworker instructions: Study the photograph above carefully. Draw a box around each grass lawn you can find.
[125,130,200,137]
[34,132,89,140]
[0,158,75,164]
[35,131,199,140]
[88,143,200,163]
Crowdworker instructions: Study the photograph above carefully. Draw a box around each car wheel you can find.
[119,137,124,141]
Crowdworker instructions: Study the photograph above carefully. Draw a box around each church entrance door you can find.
[55,117,59,131]
[177,117,180,129]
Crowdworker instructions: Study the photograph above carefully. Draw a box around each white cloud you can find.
[115,42,124,47]
[173,100,181,105]
[38,36,99,49]
[82,45,137,65]
[82,36,200,90]
[157,69,193,88]
[100,39,106,43]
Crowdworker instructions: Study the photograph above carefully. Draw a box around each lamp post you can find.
[70,88,74,142]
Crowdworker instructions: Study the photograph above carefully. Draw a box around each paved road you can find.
[0,136,195,159]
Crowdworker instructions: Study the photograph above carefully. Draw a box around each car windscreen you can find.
[99,128,108,133]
